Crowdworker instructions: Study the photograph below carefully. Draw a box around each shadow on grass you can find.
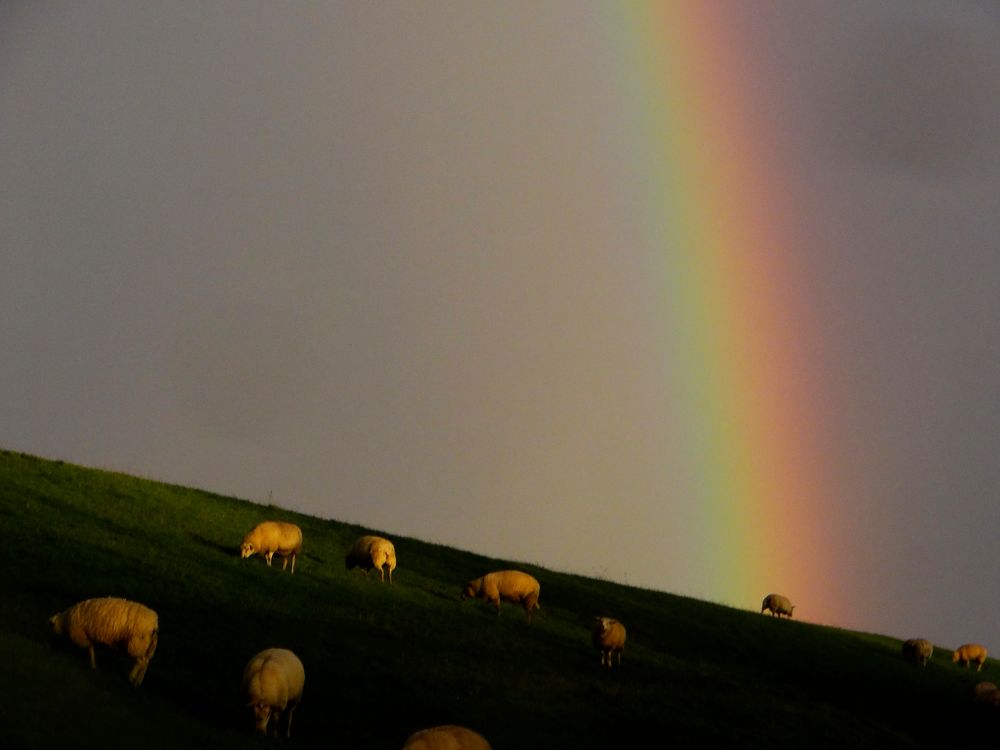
[414,584,463,603]
[188,533,233,557]
[188,533,327,568]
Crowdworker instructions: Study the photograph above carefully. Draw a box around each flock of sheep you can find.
[46,519,554,748]
[902,638,1000,711]
[764,594,995,710]
[47,518,994,746]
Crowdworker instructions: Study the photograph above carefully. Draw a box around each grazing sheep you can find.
[761,593,795,618]
[49,597,158,687]
[972,680,997,703]
[973,681,999,706]
[953,643,988,671]
[345,535,397,583]
[242,648,305,737]
[402,725,492,750]
[901,638,934,667]
[240,521,303,573]
[461,570,541,622]
[592,616,626,668]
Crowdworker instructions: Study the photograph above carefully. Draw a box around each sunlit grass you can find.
[1,448,997,748]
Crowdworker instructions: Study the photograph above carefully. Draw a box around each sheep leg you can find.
[129,658,147,687]
[290,553,296,575]
[265,551,274,566]
[285,704,296,738]
[88,645,97,670]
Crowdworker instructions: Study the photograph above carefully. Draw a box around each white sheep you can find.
[761,593,795,618]
[592,616,626,668]
[461,570,541,623]
[240,520,303,573]
[345,535,397,583]
[953,643,988,671]
[402,724,492,750]
[901,638,934,667]
[49,596,158,687]
[242,647,305,737]
[973,681,999,706]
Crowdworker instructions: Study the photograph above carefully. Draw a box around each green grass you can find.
[1,448,998,748]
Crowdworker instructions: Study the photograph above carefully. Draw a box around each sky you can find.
[2,1,999,652]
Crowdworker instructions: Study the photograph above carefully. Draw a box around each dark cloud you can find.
[833,7,1000,178]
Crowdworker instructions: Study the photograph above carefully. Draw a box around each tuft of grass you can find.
[2,448,1000,748]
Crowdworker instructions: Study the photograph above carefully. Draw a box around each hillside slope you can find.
[1,449,997,748]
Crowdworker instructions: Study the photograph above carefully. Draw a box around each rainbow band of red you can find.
[608,3,844,620]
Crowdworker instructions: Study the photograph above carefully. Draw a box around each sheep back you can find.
[461,570,541,621]
[592,617,627,668]
[901,638,934,666]
[761,593,795,618]
[240,521,303,573]
[971,681,1000,711]
[402,724,492,750]
[974,681,999,703]
[243,648,305,736]
[953,643,988,670]
[49,597,158,686]
[345,535,397,582]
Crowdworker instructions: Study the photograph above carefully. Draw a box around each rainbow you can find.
[604,4,846,624]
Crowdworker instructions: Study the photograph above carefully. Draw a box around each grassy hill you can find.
[1,448,998,748]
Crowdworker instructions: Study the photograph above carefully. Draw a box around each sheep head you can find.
[250,700,273,734]
[460,581,478,600]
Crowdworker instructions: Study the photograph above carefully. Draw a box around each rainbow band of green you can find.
[609,3,843,617]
